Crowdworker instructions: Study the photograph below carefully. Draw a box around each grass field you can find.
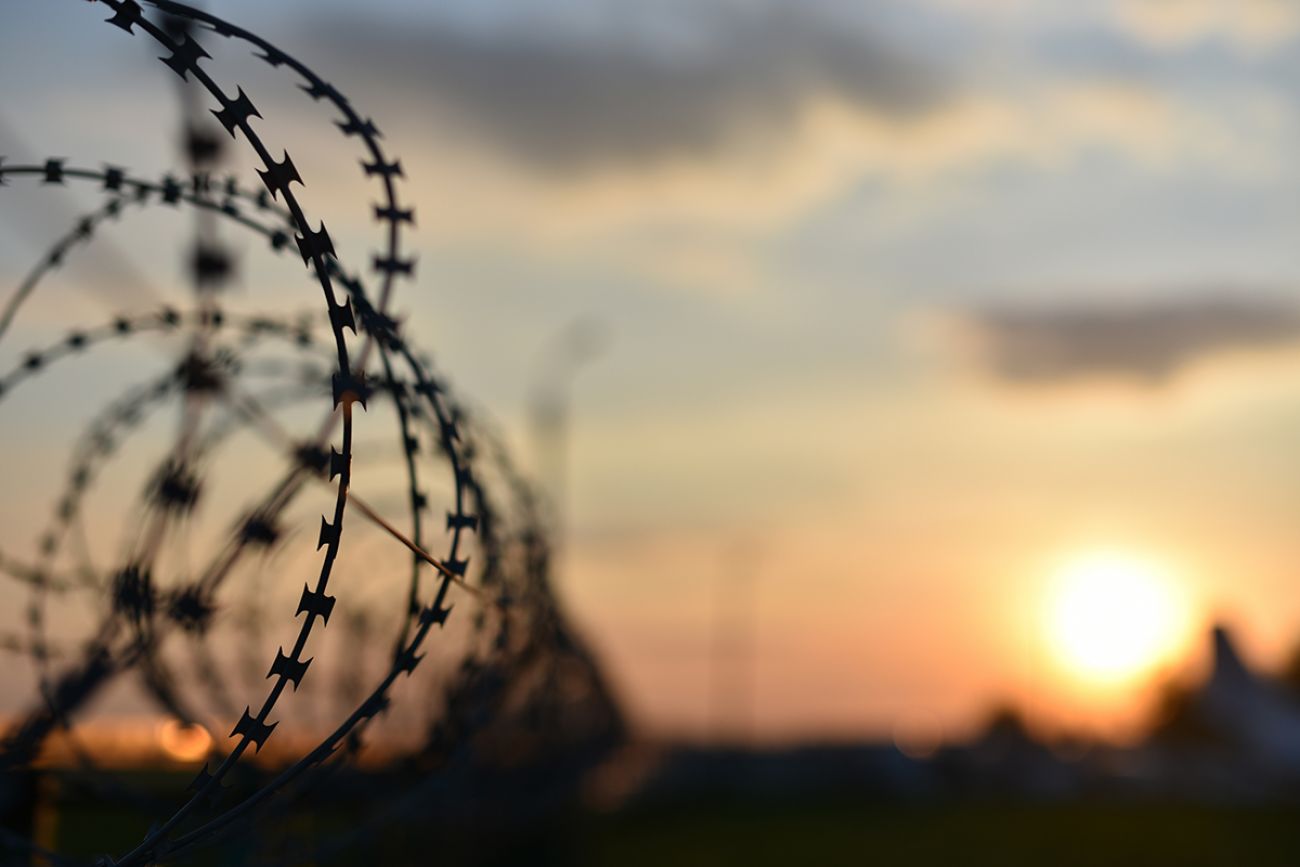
[40,786,1300,865]
[583,799,1300,867]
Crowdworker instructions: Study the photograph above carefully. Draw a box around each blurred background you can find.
[7,0,1300,863]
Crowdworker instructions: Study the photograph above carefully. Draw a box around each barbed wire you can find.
[0,2,624,864]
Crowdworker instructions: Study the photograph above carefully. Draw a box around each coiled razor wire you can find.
[0,3,625,864]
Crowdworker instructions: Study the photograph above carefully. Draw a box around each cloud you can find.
[306,4,949,174]
[298,76,1259,255]
[958,294,1300,385]
[288,6,1292,251]
[1113,0,1300,52]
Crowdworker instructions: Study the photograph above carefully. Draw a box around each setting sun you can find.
[1047,551,1190,684]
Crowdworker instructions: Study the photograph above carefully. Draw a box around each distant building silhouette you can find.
[619,624,1300,807]
[1140,624,1300,798]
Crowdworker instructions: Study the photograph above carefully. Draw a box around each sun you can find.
[1046,550,1188,684]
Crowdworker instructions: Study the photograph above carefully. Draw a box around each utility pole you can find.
[528,318,607,568]
[711,537,760,745]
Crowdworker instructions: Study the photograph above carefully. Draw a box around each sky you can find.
[4,0,1300,748]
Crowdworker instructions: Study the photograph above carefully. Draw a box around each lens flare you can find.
[157,719,213,763]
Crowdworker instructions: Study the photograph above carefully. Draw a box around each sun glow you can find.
[157,719,213,763]
[1046,550,1189,684]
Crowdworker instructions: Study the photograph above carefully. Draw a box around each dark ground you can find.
[586,798,1300,867]
[40,790,1300,865]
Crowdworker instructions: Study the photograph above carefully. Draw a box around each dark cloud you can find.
[966,294,1300,385]
[306,6,949,173]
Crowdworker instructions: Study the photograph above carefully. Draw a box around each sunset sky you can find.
[4,0,1300,748]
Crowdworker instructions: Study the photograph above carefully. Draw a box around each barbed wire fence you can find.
[0,2,625,863]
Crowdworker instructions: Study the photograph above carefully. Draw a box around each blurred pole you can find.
[528,318,607,570]
[712,538,760,746]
